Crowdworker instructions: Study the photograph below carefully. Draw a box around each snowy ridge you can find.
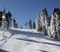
[0,28,60,52]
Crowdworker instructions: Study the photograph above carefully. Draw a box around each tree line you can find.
[13,18,36,29]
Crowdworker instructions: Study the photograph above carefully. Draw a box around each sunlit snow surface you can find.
[0,28,60,52]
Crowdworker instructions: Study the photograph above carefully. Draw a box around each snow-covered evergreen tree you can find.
[40,8,48,33]
[1,16,7,30]
[6,11,12,29]
[50,14,57,38]
[36,14,41,31]
[45,15,48,34]
[36,8,60,40]
[50,8,60,39]
[1,9,7,30]
[55,14,60,40]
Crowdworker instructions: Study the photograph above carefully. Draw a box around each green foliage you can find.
[33,22,36,29]
[28,19,32,29]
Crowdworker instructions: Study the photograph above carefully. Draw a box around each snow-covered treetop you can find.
[41,8,48,16]
[53,8,60,15]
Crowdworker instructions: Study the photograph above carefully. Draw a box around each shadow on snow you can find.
[40,50,49,52]
[16,38,60,47]
[9,29,59,41]
[0,49,8,52]
[9,29,60,47]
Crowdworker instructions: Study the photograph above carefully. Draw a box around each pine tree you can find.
[6,11,12,29]
[1,18,7,30]
[41,8,48,33]
[42,8,48,16]
[28,19,32,29]
[1,15,7,37]
[25,22,27,29]
[55,13,60,40]
[15,23,18,28]
[13,18,18,28]
[13,18,16,28]
[20,25,23,29]
[13,18,16,23]
[36,14,41,31]
[33,22,36,29]
[50,14,57,38]
[1,13,7,30]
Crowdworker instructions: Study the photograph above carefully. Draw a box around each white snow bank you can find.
[0,28,60,52]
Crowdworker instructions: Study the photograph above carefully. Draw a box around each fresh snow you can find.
[0,28,60,52]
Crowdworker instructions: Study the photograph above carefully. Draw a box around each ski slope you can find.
[0,28,60,52]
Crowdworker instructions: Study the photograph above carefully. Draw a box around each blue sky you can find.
[0,0,60,29]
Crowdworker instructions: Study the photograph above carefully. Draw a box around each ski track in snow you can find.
[0,28,60,52]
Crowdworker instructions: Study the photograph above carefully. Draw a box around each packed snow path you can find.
[0,28,60,52]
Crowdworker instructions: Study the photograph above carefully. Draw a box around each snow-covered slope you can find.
[0,28,60,52]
